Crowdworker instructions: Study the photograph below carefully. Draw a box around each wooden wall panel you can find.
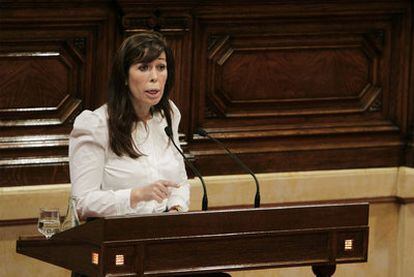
[0,0,412,186]
[0,1,116,186]
[204,33,382,117]
[0,40,82,123]
[189,0,412,175]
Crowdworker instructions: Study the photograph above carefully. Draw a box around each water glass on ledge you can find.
[37,208,60,239]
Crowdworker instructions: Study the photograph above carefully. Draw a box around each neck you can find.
[133,103,152,122]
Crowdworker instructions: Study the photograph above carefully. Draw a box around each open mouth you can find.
[145,89,161,98]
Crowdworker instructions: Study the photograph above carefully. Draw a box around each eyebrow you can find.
[138,57,166,64]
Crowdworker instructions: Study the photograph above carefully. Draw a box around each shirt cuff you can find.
[115,189,153,215]
[115,189,132,215]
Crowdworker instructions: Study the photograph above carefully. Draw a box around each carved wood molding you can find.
[0,0,412,186]
[0,2,116,186]
[205,33,384,116]
[123,15,190,32]
[189,1,412,174]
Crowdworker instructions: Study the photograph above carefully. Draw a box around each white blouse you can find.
[69,101,190,219]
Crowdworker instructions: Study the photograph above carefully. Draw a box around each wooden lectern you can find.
[17,203,369,277]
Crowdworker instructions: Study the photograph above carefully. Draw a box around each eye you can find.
[138,64,149,71]
[157,64,167,71]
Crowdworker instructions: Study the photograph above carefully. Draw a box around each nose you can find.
[149,67,158,82]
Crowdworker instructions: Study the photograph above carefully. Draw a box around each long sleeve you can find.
[69,109,144,218]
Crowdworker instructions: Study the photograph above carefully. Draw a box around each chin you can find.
[148,98,162,106]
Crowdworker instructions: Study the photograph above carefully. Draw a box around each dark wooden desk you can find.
[17,203,368,276]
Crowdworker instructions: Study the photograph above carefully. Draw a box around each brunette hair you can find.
[107,31,175,158]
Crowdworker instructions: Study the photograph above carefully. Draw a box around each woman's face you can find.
[128,51,167,114]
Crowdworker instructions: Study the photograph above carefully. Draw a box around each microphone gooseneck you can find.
[196,128,261,208]
[164,126,208,211]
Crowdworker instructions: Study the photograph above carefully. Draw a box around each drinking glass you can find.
[37,208,61,239]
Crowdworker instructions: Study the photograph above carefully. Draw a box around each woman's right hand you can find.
[130,180,180,208]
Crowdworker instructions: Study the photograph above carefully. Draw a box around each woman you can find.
[69,31,189,219]
[69,31,230,277]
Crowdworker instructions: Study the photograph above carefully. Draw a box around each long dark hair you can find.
[107,31,175,158]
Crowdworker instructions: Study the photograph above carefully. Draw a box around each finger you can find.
[158,186,171,197]
[159,180,180,188]
[154,187,168,199]
[152,191,164,203]
[155,183,170,196]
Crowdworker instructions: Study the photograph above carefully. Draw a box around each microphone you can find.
[164,126,208,211]
[196,128,261,208]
